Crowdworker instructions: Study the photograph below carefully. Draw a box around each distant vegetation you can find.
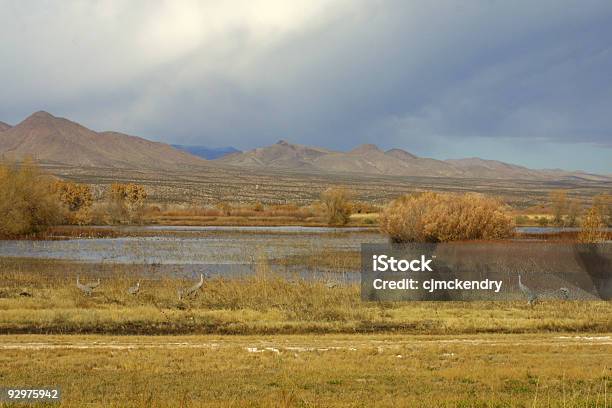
[0,160,62,237]
[2,161,610,237]
[320,187,353,226]
[54,179,93,225]
[379,192,514,242]
[578,207,607,243]
[0,161,151,237]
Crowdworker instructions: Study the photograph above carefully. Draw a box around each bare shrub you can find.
[550,190,568,227]
[0,160,62,236]
[320,188,353,226]
[566,199,581,228]
[379,192,514,242]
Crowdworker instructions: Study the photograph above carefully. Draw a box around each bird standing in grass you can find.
[76,276,94,296]
[128,281,141,296]
[518,274,538,305]
[178,273,205,300]
[86,278,101,289]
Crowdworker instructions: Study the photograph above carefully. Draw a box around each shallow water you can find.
[0,228,385,265]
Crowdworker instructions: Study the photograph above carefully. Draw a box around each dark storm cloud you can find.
[0,0,611,172]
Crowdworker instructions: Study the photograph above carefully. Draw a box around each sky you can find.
[1,0,611,173]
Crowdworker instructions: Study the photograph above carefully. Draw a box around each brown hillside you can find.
[0,111,206,169]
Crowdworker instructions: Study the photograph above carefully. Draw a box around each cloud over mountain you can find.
[1,1,611,172]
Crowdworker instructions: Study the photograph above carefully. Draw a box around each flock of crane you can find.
[76,273,207,300]
[75,272,570,304]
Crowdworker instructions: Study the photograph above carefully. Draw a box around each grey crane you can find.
[127,281,141,296]
[76,276,94,296]
[518,274,538,305]
[86,278,101,289]
[326,280,339,289]
[178,273,205,300]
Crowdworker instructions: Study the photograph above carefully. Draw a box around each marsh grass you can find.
[0,256,610,335]
[0,333,609,407]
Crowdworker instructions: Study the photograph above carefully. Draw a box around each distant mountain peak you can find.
[26,111,58,121]
[385,148,418,160]
[0,110,207,169]
[350,143,381,154]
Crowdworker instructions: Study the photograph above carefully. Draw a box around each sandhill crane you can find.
[86,278,101,289]
[76,276,94,296]
[128,281,141,296]
[326,280,338,289]
[518,274,538,305]
[178,273,205,300]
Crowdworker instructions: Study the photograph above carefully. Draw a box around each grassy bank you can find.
[1,258,610,335]
[0,333,610,407]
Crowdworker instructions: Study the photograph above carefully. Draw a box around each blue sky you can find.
[1,0,611,173]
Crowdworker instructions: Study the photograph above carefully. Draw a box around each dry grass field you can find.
[0,333,610,407]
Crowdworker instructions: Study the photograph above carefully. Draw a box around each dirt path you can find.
[0,333,610,351]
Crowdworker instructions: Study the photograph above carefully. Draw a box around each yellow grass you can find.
[1,258,610,335]
[0,333,610,407]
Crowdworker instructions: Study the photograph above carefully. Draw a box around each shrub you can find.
[566,199,581,228]
[514,215,529,226]
[578,207,605,243]
[379,192,514,242]
[107,183,147,224]
[0,160,62,236]
[320,188,353,226]
[593,194,612,227]
[550,190,568,227]
[54,180,93,225]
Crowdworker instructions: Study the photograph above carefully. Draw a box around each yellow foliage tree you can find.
[320,187,353,226]
[0,160,62,236]
[549,190,568,227]
[54,180,93,225]
[107,183,148,224]
[379,192,514,243]
[593,193,612,227]
[578,207,605,243]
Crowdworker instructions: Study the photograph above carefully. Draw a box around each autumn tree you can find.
[549,190,568,227]
[593,194,612,227]
[320,187,353,226]
[379,192,514,243]
[107,183,147,224]
[578,207,605,243]
[0,160,62,236]
[566,199,581,228]
[54,180,93,224]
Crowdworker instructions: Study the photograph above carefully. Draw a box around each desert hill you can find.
[1,112,608,181]
[0,111,207,169]
[216,140,608,181]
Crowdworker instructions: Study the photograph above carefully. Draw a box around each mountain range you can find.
[171,144,240,160]
[217,140,608,180]
[0,111,608,181]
